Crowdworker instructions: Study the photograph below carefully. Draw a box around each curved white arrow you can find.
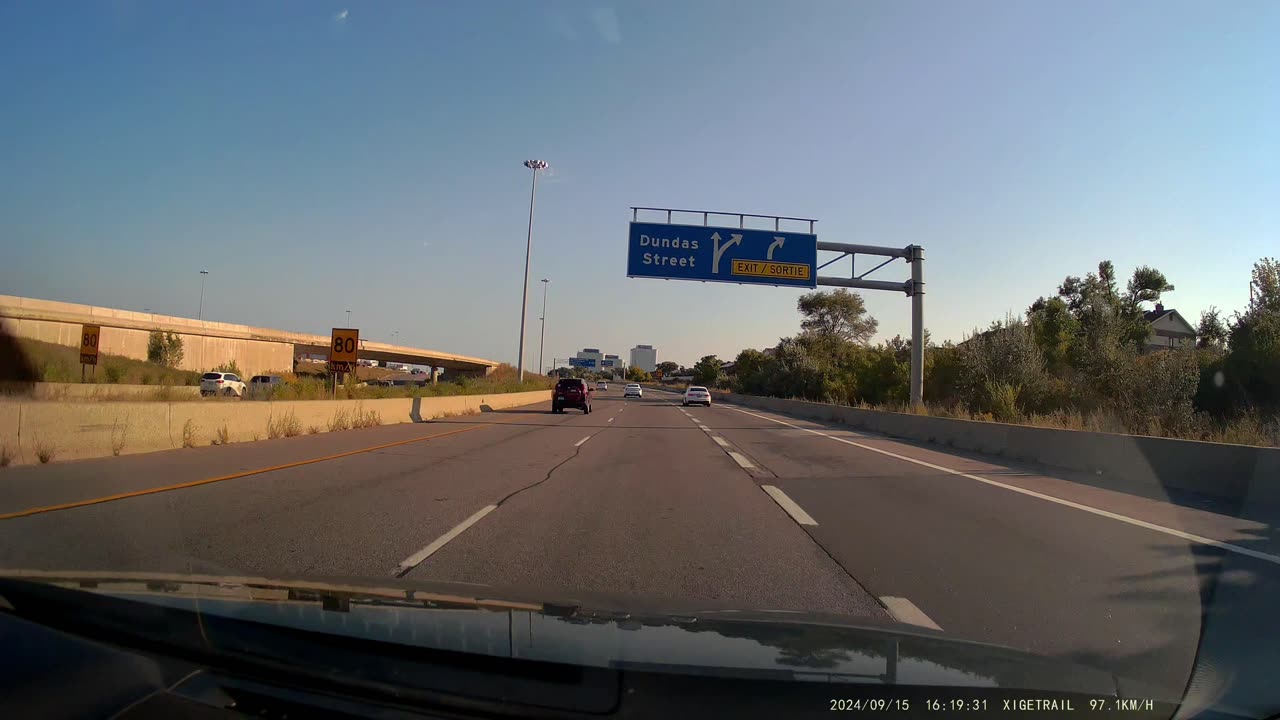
[712,232,743,274]
[767,236,785,260]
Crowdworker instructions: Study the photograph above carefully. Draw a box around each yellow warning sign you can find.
[731,260,811,281]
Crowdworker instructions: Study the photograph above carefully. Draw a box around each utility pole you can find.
[517,159,548,381]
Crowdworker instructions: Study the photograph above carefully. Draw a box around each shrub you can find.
[211,360,243,377]
[984,381,1022,423]
[102,362,126,384]
[212,423,231,446]
[147,330,185,368]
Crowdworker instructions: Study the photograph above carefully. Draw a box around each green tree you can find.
[692,354,724,387]
[147,330,185,368]
[797,289,878,345]
[626,366,650,382]
[655,361,680,376]
[733,349,769,381]
[1057,260,1174,354]
[1027,296,1079,372]
[1196,307,1229,351]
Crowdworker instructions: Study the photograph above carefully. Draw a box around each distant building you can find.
[573,348,604,369]
[629,344,657,372]
[603,354,622,373]
[1143,304,1196,351]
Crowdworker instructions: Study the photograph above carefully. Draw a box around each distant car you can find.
[682,385,711,407]
[410,368,428,375]
[201,372,246,398]
[624,383,642,398]
[596,381,608,391]
[248,375,284,398]
[552,378,592,414]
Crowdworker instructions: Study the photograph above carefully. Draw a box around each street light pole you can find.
[537,279,550,375]
[198,270,209,321]
[346,309,351,327]
[517,159,548,382]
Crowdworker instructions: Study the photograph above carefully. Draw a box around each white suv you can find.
[201,372,246,398]
[682,386,711,407]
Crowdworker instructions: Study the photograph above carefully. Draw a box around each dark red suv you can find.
[552,378,593,414]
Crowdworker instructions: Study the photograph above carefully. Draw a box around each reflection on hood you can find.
[0,569,1152,699]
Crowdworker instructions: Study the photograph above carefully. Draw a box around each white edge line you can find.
[574,435,591,447]
[733,407,1280,566]
[880,596,942,630]
[396,505,497,574]
[761,484,818,526]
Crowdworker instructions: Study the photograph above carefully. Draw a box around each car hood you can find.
[0,569,1173,701]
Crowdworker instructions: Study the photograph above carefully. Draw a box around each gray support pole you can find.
[909,245,925,408]
[517,167,539,382]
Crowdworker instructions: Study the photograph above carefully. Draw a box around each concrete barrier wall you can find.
[717,392,1280,506]
[0,390,550,466]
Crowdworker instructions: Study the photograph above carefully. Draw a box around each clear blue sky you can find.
[3,1,1276,368]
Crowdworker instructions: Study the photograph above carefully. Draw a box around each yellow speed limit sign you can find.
[80,324,101,365]
[329,327,359,372]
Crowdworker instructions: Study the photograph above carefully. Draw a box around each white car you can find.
[624,383,642,398]
[682,385,711,407]
[201,372,246,398]
[596,381,609,391]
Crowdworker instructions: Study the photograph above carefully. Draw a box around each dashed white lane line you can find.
[727,451,756,470]
[711,436,730,448]
[880,596,943,630]
[608,417,614,423]
[732,407,1280,566]
[761,485,818,526]
[574,436,591,447]
[394,505,496,576]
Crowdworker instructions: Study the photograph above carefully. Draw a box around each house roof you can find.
[1144,308,1196,334]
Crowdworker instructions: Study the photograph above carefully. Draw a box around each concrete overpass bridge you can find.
[0,295,498,378]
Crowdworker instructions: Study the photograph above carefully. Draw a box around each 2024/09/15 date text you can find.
[828,696,1161,713]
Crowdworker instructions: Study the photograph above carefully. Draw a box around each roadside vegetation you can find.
[12,337,201,387]
[5,337,552,403]
[712,258,1280,447]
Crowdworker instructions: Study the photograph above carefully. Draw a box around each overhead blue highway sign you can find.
[627,222,817,288]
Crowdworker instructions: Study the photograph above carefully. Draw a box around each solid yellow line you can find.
[0,424,488,521]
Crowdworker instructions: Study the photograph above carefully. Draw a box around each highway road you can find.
[1,386,1277,701]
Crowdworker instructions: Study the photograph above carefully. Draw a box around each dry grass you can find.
[181,419,198,448]
[110,417,128,456]
[327,408,351,432]
[33,435,56,464]
[211,423,231,446]
[1,445,11,468]
[351,405,382,429]
[267,411,303,439]
[306,424,321,435]
[15,338,201,386]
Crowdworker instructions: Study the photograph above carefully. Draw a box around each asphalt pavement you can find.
[2,385,1277,700]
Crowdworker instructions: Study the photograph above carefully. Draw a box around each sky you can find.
[2,1,1277,369]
